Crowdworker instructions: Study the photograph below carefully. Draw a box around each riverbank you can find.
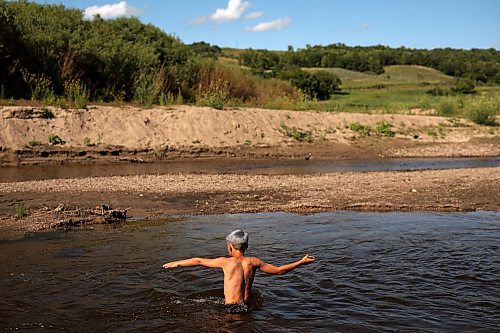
[1,166,498,239]
[1,105,499,166]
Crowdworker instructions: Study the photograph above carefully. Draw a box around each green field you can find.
[298,65,500,121]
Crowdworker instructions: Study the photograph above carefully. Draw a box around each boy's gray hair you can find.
[226,230,249,251]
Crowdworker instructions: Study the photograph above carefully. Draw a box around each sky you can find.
[33,0,500,50]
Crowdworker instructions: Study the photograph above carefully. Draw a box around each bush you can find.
[278,68,341,100]
[280,122,313,142]
[64,79,89,108]
[452,78,476,94]
[48,134,63,145]
[436,98,459,116]
[375,121,395,137]
[196,79,229,110]
[348,122,371,136]
[21,69,53,100]
[13,206,28,219]
[464,96,498,126]
[28,140,43,147]
[40,107,55,119]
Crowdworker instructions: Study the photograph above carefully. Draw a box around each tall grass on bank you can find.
[435,95,499,125]
[464,95,498,125]
[194,60,300,109]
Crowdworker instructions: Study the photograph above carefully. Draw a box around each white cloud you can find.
[361,23,370,30]
[83,1,140,20]
[210,0,251,22]
[245,11,263,20]
[190,0,251,25]
[245,18,291,32]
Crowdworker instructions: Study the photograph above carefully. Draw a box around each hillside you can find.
[302,65,455,84]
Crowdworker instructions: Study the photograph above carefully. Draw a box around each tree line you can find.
[239,44,500,84]
[1,1,498,107]
[0,1,228,103]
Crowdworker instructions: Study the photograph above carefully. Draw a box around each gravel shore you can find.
[1,166,499,239]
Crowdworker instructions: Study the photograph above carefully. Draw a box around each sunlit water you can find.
[1,211,499,332]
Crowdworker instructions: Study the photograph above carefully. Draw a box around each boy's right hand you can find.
[301,254,316,264]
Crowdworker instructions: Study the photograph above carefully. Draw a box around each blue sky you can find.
[34,0,500,50]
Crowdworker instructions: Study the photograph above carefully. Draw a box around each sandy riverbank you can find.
[1,166,499,239]
[1,105,499,166]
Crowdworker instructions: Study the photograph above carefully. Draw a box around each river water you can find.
[1,157,499,182]
[1,211,499,332]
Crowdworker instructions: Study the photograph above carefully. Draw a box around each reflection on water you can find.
[1,211,499,332]
[1,157,499,182]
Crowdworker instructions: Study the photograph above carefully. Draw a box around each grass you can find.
[348,122,371,136]
[13,206,28,219]
[280,122,313,142]
[48,134,63,145]
[375,121,395,137]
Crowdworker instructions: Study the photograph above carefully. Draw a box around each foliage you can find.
[13,206,28,219]
[239,44,500,84]
[452,78,476,94]
[48,134,63,145]
[64,79,89,108]
[280,122,313,142]
[348,122,371,136]
[464,96,498,126]
[375,121,395,137]
[40,107,55,119]
[278,68,341,100]
[20,69,53,100]
[196,79,229,110]
[28,140,43,146]
[436,98,459,116]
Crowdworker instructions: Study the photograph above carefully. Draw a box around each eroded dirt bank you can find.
[1,105,499,166]
[1,167,498,239]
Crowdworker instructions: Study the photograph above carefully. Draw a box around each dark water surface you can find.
[1,157,499,182]
[1,211,499,332]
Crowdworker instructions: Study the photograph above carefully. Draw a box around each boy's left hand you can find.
[163,262,177,269]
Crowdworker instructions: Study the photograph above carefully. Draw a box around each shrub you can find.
[375,121,395,137]
[278,68,341,100]
[426,128,438,140]
[464,96,498,126]
[64,79,89,108]
[452,78,476,94]
[48,134,63,145]
[436,98,458,117]
[196,79,229,110]
[13,206,28,219]
[40,107,55,119]
[280,122,313,142]
[348,122,371,136]
[21,69,53,100]
[28,140,43,146]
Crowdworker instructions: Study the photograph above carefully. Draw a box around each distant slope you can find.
[303,65,455,89]
[382,65,455,83]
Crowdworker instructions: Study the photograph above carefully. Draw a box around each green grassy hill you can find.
[303,65,455,88]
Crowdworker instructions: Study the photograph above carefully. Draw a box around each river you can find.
[1,211,499,332]
[1,157,499,182]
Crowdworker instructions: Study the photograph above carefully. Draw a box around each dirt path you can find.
[1,167,498,239]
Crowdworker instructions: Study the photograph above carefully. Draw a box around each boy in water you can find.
[163,230,315,310]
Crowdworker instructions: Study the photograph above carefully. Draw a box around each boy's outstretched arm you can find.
[254,254,315,275]
[163,257,225,269]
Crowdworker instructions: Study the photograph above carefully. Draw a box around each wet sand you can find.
[1,166,499,239]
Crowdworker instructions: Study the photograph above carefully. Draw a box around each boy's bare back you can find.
[163,230,315,306]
